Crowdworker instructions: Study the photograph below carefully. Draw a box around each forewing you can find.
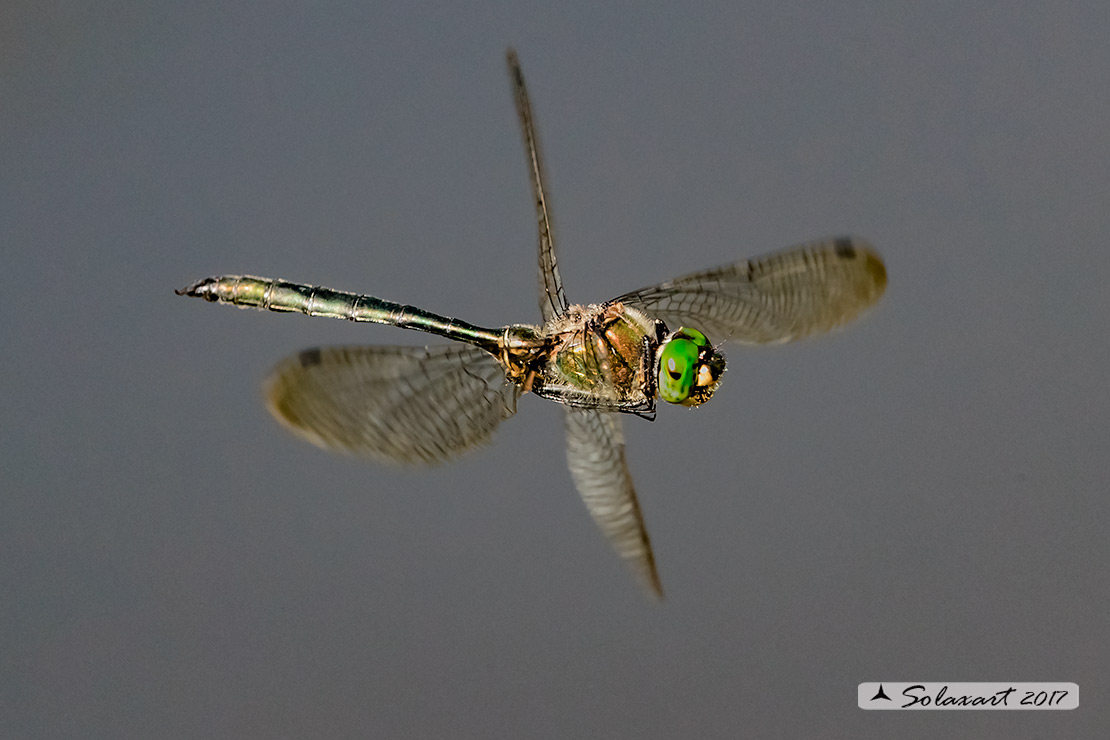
[507,49,568,322]
[564,408,663,598]
[265,344,520,464]
[614,237,886,344]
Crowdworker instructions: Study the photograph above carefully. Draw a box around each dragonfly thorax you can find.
[656,327,726,407]
[524,303,664,414]
[517,303,726,415]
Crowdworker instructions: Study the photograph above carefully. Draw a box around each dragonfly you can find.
[177,50,886,598]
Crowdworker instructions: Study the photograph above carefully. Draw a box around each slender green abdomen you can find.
[177,275,503,350]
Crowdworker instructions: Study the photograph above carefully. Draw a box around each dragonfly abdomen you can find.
[176,275,504,349]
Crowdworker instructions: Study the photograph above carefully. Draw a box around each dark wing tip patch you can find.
[298,348,323,367]
[834,237,856,258]
[835,237,887,296]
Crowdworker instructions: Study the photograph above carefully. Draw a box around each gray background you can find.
[4,1,1108,737]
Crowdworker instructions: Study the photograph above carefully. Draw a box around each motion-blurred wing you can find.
[507,48,568,323]
[265,344,520,464]
[564,408,662,598]
[614,237,886,344]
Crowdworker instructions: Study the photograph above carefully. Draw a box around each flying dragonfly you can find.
[177,50,886,598]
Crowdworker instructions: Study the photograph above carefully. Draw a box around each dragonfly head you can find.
[656,327,726,406]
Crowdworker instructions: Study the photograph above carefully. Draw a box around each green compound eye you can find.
[657,327,725,406]
[659,336,699,404]
[679,327,710,348]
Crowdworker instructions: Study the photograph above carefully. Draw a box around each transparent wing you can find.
[507,48,568,323]
[564,408,662,598]
[613,236,886,344]
[264,344,520,465]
